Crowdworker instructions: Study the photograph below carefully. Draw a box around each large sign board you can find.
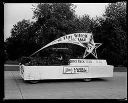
[30,33,102,58]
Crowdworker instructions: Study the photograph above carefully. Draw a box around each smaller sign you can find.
[69,59,107,66]
[63,66,89,74]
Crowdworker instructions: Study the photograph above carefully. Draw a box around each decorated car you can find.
[19,33,114,83]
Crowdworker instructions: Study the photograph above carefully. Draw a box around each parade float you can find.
[19,33,114,83]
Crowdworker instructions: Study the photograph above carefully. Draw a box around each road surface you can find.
[4,71,127,99]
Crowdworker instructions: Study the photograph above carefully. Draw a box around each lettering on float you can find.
[63,66,88,74]
[70,59,104,64]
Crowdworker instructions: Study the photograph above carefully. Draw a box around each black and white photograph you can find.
[4,2,127,99]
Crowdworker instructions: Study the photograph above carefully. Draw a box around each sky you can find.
[4,3,108,41]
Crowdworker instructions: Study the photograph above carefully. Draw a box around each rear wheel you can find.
[28,80,39,84]
[83,78,92,82]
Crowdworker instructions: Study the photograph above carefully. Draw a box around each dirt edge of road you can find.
[4,65,127,72]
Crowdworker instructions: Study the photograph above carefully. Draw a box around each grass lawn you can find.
[5,60,19,65]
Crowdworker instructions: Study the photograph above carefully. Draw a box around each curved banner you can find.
[30,33,93,56]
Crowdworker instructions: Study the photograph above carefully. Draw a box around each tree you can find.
[92,2,127,66]
[32,3,77,45]
[5,19,39,60]
[104,2,126,32]
[71,14,93,33]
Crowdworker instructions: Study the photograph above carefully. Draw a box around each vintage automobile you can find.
[19,56,113,83]
[19,33,114,83]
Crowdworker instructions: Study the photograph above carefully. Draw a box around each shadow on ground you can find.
[23,78,109,84]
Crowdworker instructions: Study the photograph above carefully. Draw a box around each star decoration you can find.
[83,43,102,59]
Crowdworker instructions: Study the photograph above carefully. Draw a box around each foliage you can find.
[19,55,69,66]
[5,19,39,60]
[32,3,93,44]
[92,2,127,66]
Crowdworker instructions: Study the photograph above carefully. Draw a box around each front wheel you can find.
[83,78,92,82]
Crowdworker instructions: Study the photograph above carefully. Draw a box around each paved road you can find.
[4,71,127,99]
